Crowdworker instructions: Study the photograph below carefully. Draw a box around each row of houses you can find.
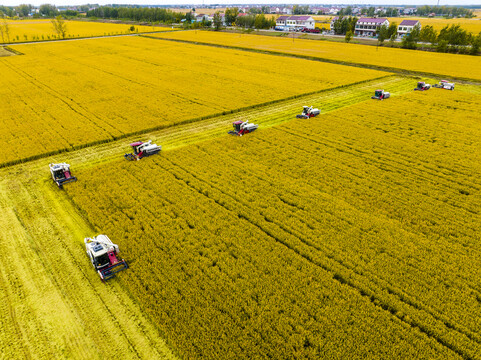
[331,17,421,37]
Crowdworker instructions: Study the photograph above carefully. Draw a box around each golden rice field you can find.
[1,30,481,359]
[0,35,384,166]
[0,19,175,43]
[64,88,481,359]
[151,30,481,81]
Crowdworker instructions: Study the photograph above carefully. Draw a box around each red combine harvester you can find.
[85,235,128,281]
[49,163,77,188]
[228,120,258,136]
[414,81,431,91]
[371,89,391,100]
[124,140,161,161]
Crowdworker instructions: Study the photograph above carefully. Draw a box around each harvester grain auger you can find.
[414,81,431,91]
[228,120,258,136]
[124,140,161,161]
[49,163,77,188]
[371,89,390,100]
[296,106,321,119]
[85,235,128,281]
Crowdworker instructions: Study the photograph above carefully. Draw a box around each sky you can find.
[1,0,480,7]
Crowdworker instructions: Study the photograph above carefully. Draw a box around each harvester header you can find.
[85,235,128,281]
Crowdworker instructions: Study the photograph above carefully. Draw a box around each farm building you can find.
[397,20,421,37]
[354,18,389,36]
[277,15,315,30]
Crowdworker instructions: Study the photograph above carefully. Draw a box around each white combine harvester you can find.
[49,163,77,188]
[433,80,455,90]
[124,140,161,161]
[85,235,128,281]
[414,81,431,91]
[228,120,259,136]
[296,106,321,119]
[371,89,391,100]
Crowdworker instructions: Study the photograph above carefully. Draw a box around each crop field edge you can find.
[143,33,481,84]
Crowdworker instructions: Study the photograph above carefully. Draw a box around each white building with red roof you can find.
[398,19,421,37]
[354,17,389,36]
[276,15,315,30]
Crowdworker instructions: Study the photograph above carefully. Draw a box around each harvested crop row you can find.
[0,35,384,165]
[0,176,178,359]
[65,89,481,358]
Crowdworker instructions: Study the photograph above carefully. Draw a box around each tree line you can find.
[332,16,480,55]
[400,24,481,54]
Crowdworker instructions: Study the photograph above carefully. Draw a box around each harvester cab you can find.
[433,80,455,90]
[228,120,258,136]
[414,81,431,91]
[297,106,321,119]
[85,235,128,281]
[124,140,161,161]
[49,163,77,188]
[372,89,391,100]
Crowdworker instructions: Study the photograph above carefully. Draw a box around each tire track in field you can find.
[251,133,481,311]
[0,177,178,359]
[281,117,481,192]
[266,127,481,233]
[192,138,481,331]
[1,60,121,138]
[159,155,478,360]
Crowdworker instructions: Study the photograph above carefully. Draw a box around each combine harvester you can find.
[296,106,321,119]
[85,235,128,281]
[372,89,390,100]
[49,163,77,188]
[124,140,161,161]
[414,81,431,91]
[228,120,258,136]
[433,80,455,90]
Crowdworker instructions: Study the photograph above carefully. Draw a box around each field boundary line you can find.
[142,34,481,85]
[0,30,180,47]
[0,74,393,169]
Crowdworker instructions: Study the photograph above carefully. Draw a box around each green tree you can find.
[51,15,67,39]
[16,4,31,17]
[213,12,222,31]
[0,14,10,43]
[419,25,438,46]
[469,32,481,55]
[401,23,420,49]
[438,24,470,52]
[345,30,353,43]
[225,7,239,26]
[367,7,375,17]
[387,22,397,39]
[39,4,58,17]
[253,14,272,29]
[185,11,193,23]
[377,24,389,44]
